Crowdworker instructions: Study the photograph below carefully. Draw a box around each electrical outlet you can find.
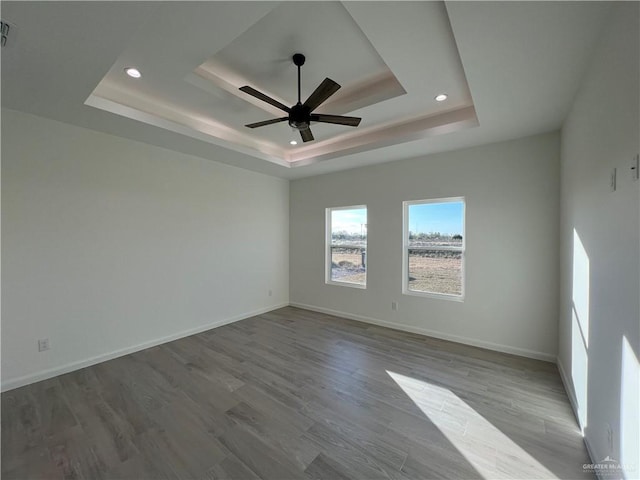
[391,301,398,311]
[37,338,50,352]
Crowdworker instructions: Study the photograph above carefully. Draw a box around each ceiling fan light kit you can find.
[240,53,362,143]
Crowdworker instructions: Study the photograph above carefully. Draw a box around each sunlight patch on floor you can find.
[387,370,558,479]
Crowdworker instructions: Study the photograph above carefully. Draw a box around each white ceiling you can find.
[1,1,612,179]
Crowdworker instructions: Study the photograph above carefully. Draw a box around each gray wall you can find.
[558,3,639,477]
[1,108,290,390]
[290,132,560,361]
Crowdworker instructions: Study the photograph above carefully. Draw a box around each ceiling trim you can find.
[290,106,478,167]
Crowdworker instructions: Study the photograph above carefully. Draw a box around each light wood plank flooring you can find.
[2,307,592,479]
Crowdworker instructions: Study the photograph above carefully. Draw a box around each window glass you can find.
[404,199,465,298]
[327,206,367,287]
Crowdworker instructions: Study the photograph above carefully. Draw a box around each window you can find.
[403,197,465,299]
[326,206,367,288]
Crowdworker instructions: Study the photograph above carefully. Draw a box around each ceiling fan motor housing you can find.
[289,103,311,130]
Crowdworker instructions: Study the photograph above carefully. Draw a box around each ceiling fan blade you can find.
[239,86,291,113]
[300,128,314,143]
[303,78,341,111]
[311,114,361,127]
[245,117,288,129]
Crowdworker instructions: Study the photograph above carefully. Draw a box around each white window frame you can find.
[325,205,367,289]
[402,197,465,301]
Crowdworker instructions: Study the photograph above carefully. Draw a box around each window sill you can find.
[326,280,367,290]
[402,289,464,302]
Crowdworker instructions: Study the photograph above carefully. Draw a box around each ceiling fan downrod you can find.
[293,53,305,105]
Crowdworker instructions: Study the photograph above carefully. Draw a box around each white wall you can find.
[290,132,560,361]
[558,3,639,478]
[1,108,289,390]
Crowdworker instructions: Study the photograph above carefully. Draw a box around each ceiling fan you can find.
[239,53,361,143]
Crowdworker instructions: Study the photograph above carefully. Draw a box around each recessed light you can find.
[125,67,141,79]
[435,93,448,102]
[289,140,298,145]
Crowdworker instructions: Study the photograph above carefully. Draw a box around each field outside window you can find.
[403,198,465,299]
[326,206,367,287]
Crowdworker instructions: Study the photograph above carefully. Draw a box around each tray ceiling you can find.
[86,1,476,167]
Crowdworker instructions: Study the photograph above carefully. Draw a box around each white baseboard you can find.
[1,303,288,392]
[2,301,556,391]
[290,302,557,363]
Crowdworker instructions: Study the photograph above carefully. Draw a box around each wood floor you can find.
[2,307,592,479]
